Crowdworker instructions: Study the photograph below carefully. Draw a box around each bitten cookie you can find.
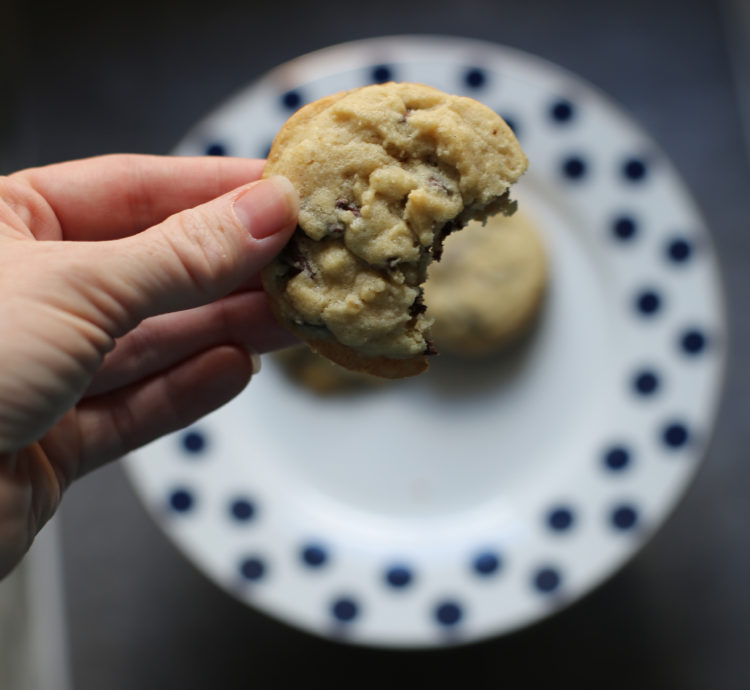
[261,82,527,378]
[425,210,547,356]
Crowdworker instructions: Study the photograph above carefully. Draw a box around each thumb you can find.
[78,175,298,334]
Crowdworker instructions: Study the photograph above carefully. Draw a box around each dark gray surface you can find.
[5,0,750,687]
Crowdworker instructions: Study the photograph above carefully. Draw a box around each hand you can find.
[0,154,299,577]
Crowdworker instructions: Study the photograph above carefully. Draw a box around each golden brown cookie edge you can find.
[307,338,429,379]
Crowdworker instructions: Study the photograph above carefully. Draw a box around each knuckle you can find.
[161,373,192,430]
[111,319,160,379]
[0,175,58,236]
[107,397,140,455]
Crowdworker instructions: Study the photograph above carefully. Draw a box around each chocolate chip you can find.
[424,339,438,356]
[431,219,460,262]
[428,176,450,194]
[409,287,426,316]
[281,241,315,278]
[336,199,361,217]
[280,263,302,279]
[296,321,331,334]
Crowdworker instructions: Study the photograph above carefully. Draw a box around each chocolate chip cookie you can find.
[262,82,527,377]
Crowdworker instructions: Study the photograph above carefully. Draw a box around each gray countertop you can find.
[4,0,750,687]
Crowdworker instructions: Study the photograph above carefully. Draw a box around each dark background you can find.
[4,0,750,687]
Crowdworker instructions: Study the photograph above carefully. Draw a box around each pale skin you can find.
[0,154,300,578]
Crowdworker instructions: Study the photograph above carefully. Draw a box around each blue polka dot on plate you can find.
[662,421,690,449]
[632,368,660,396]
[205,142,227,156]
[434,600,463,626]
[385,565,413,588]
[370,64,394,83]
[181,430,206,455]
[281,89,303,110]
[561,155,587,180]
[634,289,662,317]
[603,445,632,472]
[239,556,266,581]
[533,566,562,594]
[612,215,638,242]
[622,157,648,182]
[168,487,195,513]
[464,67,487,89]
[331,597,359,622]
[547,506,575,532]
[549,99,575,123]
[610,504,639,531]
[229,497,256,522]
[473,551,502,576]
[301,543,328,568]
[666,237,693,264]
[500,113,520,138]
[680,328,708,355]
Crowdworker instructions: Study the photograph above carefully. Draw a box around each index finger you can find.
[11,154,266,241]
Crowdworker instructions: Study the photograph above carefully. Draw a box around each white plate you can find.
[124,36,727,648]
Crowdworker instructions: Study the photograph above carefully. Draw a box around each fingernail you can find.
[233,176,298,240]
[250,351,262,375]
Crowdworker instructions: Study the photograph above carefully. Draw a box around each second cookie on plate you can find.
[425,209,548,357]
